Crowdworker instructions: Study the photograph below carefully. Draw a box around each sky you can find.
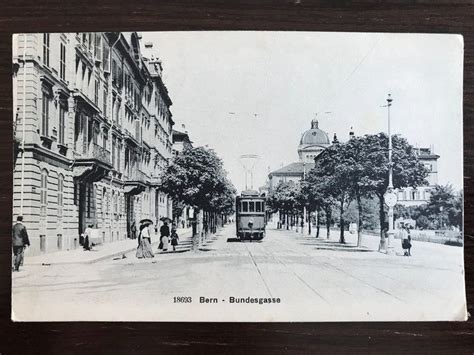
[142,31,464,192]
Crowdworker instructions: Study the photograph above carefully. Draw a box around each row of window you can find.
[40,169,64,219]
[41,92,66,144]
[398,189,430,201]
[43,34,66,81]
[237,200,265,213]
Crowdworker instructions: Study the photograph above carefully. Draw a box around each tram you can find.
[235,190,266,241]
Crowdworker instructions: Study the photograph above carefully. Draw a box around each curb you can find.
[32,230,194,266]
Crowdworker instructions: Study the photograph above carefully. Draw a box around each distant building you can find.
[268,119,330,191]
[171,128,194,227]
[172,129,193,157]
[396,146,440,206]
[267,118,439,208]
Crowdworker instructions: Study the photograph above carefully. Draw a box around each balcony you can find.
[123,128,140,146]
[124,169,147,195]
[73,142,112,182]
[149,175,162,187]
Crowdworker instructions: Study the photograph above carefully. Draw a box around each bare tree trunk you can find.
[316,209,320,238]
[192,209,202,251]
[356,191,363,247]
[286,212,289,230]
[339,198,345,244]
[326,206,331,239]
[308,209,311,235]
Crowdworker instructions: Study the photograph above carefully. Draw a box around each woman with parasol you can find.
[136,219,154,259]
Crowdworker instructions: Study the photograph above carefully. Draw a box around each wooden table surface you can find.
[0,1,472,353]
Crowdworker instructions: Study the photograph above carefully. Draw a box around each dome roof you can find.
[299,119,330,146]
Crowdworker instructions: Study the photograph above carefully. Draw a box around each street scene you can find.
[12,223,465,321]
[11,31,465,321]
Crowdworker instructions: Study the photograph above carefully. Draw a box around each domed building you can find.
[268,119,332,191]
[298,119,331,163]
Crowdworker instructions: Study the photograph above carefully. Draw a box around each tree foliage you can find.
[394,184,462,230]
[299,133,428,244]
[160,146,236,215]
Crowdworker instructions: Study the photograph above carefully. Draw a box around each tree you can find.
[160,146,236,248]
[301,174,334,238]
[307,142,353,243]
[426,184,462,229]
[268,181,300,230]
[356,133,428,239]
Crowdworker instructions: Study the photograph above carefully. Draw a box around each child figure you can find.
[171,227,179,252]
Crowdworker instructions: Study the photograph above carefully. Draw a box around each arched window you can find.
[40,169,48,218]
[57,174,64,218]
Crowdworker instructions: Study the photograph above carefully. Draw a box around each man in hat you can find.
[12,216,30,272]
[159,220,170,252]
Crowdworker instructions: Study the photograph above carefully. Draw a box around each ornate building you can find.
[13,32,174,255]
[268,119,331,191]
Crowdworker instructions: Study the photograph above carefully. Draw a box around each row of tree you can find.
[160,146,236,250]
[268,133,429,246]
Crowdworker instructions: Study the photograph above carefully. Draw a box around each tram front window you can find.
[249,201,255,212]
[242,201,248,212]
[256,201,261,212]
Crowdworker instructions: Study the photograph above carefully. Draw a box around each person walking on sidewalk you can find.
[130,221,137,240]
[401,224,412,256]
[171,225,179,252]
[160,221,170,252]
[136,223,154,259]
[82,224,94,251]
[12,216,30,272]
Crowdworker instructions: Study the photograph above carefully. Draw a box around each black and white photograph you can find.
[11,31,466,321]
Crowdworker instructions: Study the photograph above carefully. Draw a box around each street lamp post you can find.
[384,94,397,255]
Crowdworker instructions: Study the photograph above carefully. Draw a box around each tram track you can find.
[242,242,274,298]
[267,231,408,304]
[243,236,330,304]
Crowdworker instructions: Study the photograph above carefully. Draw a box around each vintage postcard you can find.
[11,31,466,321]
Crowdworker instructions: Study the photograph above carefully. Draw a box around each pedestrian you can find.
[401,225,411,256]
[131,221,137,239]
[160,220,170,252]
[405,226,412,256]
[12,216,30,272]
[171,225,179,252]
[82,224,94,251]
[136,223,154,259]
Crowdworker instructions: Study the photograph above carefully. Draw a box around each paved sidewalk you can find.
[26,227,193,265]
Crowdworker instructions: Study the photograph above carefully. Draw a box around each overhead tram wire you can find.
[318,38,381,115]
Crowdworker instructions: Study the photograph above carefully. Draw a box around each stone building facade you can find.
[13,32,174,255]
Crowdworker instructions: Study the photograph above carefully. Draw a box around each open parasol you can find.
[140,218,153,225]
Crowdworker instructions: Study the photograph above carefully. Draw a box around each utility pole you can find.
[384,94,397,254]
[239,154,258,191]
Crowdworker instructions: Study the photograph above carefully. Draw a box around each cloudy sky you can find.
[142,31,463,192]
